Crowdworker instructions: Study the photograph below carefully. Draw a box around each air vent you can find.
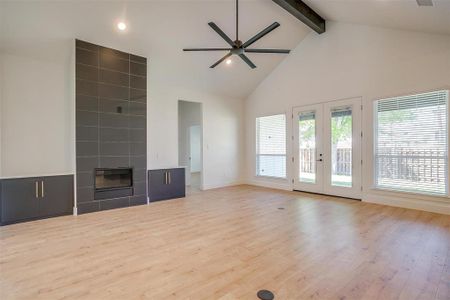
[416,0,433,6]
[257,290,274,300]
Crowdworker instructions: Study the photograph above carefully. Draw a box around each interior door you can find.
[293,98,362,199]
[293,104,324,193]
[185,127,191,186]
[189,125,201,173]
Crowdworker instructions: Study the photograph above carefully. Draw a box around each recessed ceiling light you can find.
[117,22,127,31]
[226,59,232,65]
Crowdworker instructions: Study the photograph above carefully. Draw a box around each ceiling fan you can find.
[183,0,290,69]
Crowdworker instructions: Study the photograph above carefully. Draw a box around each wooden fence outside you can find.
[376,148,446,183]
[300,148,352,176]
[300,147,446,183]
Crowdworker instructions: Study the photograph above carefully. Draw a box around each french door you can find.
[293,98,362,199]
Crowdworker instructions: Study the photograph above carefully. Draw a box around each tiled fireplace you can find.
[75,39,147,214]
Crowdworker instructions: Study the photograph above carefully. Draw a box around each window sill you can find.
[368,186,450,201]
[255,175,288,181]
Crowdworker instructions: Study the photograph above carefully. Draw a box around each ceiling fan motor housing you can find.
[231,47,245,55]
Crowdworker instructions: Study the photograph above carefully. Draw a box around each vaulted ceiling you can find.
[1,1,449,100]
[304,0,450,35]
[0,0,310,99]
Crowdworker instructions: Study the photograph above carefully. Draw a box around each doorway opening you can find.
[178,100,203,193]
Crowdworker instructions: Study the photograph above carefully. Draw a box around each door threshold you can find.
[292,189,361,201]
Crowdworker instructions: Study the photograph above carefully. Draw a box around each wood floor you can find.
[1,185,449,299]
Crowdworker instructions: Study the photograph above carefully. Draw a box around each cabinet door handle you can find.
[164,172,168,184]
[41,181,45,198]
[168,172,171,184]
[35,181,39,198]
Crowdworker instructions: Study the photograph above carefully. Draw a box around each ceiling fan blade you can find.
[238,54,256,69]
[183,48,233,51]
[242,22,280,48]
[245,49,290,54]
[210,53,232,68]
[208,22,235,47]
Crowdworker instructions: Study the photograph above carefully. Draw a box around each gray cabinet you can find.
[1,177,40,223]
[148,168,185,202]
[0,175,74,225]
[39,176,74,217]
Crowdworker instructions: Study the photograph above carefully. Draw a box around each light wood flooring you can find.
[1,185,449,299]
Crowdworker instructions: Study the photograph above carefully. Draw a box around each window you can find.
[256,114,286,178]
[374,90,448,196]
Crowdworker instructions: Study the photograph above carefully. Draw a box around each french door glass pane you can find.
[299,112,316,183]
[331,107,352,187]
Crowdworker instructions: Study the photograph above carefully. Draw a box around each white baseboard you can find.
[204,178,450,215]
[363,194,450,215]
[202,181,244,190]
[244,179,450,215]
[246,179,291,191]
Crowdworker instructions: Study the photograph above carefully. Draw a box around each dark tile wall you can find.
[75,39,147,214]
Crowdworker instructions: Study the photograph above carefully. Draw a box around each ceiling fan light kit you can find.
[183,0,291,69]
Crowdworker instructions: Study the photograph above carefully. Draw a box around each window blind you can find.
[374,90,448,196]
[256,114,286,178]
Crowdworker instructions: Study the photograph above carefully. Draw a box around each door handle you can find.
[164,172,168,184]
[35,181,39,198]
[41,181,45,198]
[316,159,323,162]
[168,172,171,184]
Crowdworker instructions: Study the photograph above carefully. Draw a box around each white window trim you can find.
[255,112,288,180]
[371,89,450,198]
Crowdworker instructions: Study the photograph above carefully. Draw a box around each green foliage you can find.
[298,115,352,146]
[331,115,352,145]
[378,110,414,125]
[299,119,315,143]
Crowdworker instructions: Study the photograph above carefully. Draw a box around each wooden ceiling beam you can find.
[272,0,326,34]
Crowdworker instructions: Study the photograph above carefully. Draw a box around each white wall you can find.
[0,52,75,177]
[245,22,450,214]
[0,54,3,176]
[0,50,244,189]
[150,85,244,189]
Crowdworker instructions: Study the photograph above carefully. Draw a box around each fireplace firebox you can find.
[94,168,133,200]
